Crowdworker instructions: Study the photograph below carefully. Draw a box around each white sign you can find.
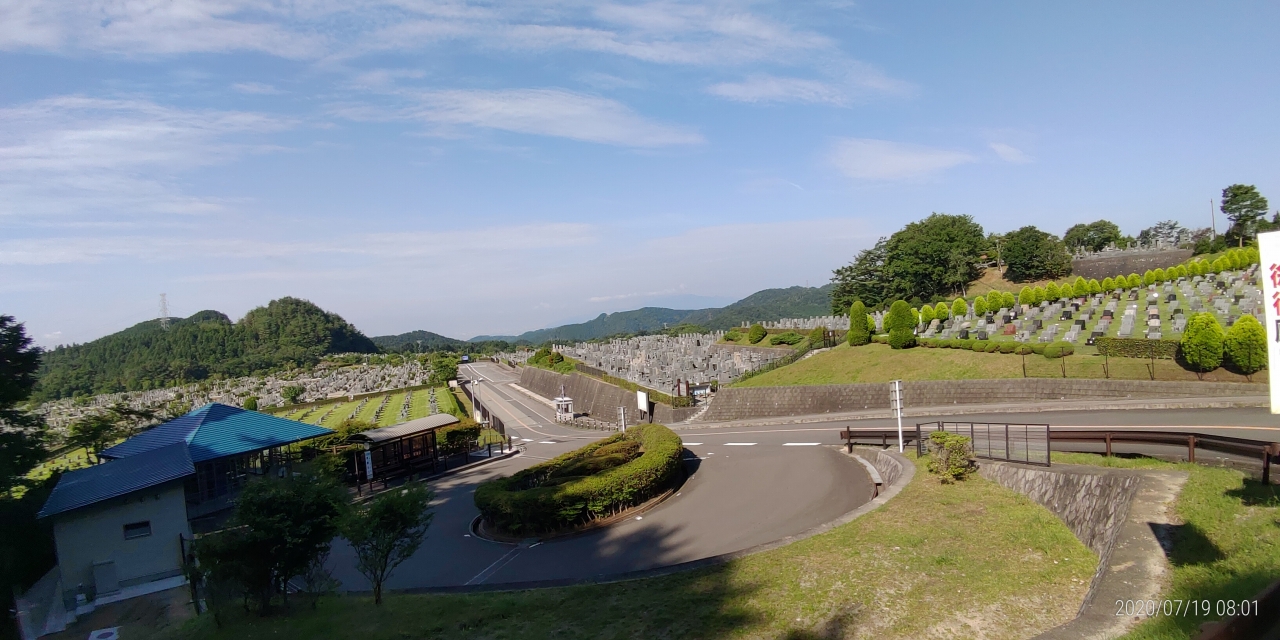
[363,449,374,481]
[636,390,648,412]
[1258,231,1280,413]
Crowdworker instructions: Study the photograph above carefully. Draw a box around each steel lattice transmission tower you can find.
[159,293,170,329]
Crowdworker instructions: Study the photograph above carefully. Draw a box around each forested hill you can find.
[370,330,470,352]
[469,284,834,343]
[33,297,377,401]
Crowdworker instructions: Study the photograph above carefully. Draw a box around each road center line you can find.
[724,442,757,446]
[783,442,822,446]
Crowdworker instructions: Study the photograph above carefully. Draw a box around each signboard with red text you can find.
[1258,230,1280,413]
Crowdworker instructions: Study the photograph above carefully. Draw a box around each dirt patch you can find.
[47,586,195,640]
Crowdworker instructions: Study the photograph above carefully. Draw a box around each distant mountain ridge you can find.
[370,330,470,352]
[468,284,834,343]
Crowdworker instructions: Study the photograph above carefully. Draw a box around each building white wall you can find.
[53,480,191,600]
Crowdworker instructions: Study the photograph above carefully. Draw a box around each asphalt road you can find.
[328,362,875,590]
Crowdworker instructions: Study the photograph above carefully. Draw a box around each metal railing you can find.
[923,421,1051,466]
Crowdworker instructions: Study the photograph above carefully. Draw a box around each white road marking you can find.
[538,441,558,444]
[683,442,703,445]
[465,546,523,585]
[724,442,757,446]
[783,442,822,446]
[520,438,534,442]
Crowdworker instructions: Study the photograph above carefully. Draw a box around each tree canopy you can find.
[1,316,45,494]
[1221,184,1269,246]
[829,238,890,313]
[1062,220,1123,252]
[1002,226,1072,282]
[883,213,987,301]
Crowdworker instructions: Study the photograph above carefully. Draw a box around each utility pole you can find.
[1210,199,1218,242]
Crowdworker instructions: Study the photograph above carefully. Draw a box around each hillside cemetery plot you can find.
[554,333,787,391]
[747,316,852,330]
[922,267,1261,347]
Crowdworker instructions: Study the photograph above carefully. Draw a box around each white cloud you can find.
[232,82,283,95]
[989,142,1032,164]
[709,75,847,105]
[0,96,292,218]
[341,88,703,147]
[829,138,976,181]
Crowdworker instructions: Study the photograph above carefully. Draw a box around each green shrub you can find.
[747,324,767,344]
[1101,277,1115,291]
[969,341,985,352]
[770,331,804,346]
[986,341,1001,352]
[921,339,938,348]
[884,300,914,332]
[1153,268,1166,283]
[1017,286,1033,306]
[1015,344,1034,355]
[1126,274,1142,288]
[1043,341,1075,359]
[1001,291,1016,309]
[549,351,565,364]
[1032,286,1047,304]
[926,431,974,483]
[806,326,826,345]
[439,424,483,455]
[1181,312,1225,377]
[888,328,916,349]
[242,396,258,411]
[871,334,889,344]
[999,342,1017,354]
[951,298,968,318]
[1095,337,1179,359]
[1045,282,1061,300]
[1224,314,1266,378]
[723,330,742,342]
[474,424,682,534]
[934,301,950,321]
[985,290,1002,311]
[1142,269,1156,286]
[1031,343,1047,355]
[947,339,962,349]
[973,296,988,316]
[919,304,936,325]
[847,301,870,346]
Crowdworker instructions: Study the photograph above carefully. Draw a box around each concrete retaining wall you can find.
[1070,249,1193,281]
[855,447,904,488]
[519,368,700,425]
[701,379,1264,422]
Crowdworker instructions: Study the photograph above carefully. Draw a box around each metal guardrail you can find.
[839,426,1280,482]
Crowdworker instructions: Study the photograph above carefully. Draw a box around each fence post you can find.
[1105,433,1112,457]
[1264,445,1274,484]
[1005,424,1011,463]
[1188,435,1197,463]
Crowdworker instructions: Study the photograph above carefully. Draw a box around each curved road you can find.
[328,362,874,591]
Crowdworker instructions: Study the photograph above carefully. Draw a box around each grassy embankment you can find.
[163,456,1093,640]
[1050,453,1280,640]
[736,342,1261,387]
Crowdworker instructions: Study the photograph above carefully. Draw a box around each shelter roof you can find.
[39,443,194,519]
[101,403,333,463]
[349,413,460,444]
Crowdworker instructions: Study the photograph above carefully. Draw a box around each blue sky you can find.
[3,1,1278,345]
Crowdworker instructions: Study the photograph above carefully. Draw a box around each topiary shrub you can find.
[926,431,974,483]
[920,304,936,326]
[986,342,1001,352]
[474,424,683,534]
[885,301,917,349]
[934,301,950,321]
[1018,286,1033,307]
[1127,274,1142,288]
[1031,343,1047,355]
[1032,286,1047,304]
[971,341,986,352]
[770,331,804,346]
[1042,341,1075,359]
[847,301,870,346]
[973,297,988,316]
[1015,344,1034,355]
[747,324,767,344]
[951,298,968,318]
[888,329,916,349]
[1181,312,1224,379]
[242,396,259,411]
[999,342,1017,354]
[871,334,889,344]
[1001,291,1016,309]
[1045,282,1061,300]
[723,330,742,342]
[1101,277,1114,291]
[1224,314,1266,380]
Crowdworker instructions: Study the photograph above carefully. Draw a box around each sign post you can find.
[636,390,648,423]
[889,380,904,452]
[1258,231,1280,413]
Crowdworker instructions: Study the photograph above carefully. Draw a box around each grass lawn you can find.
[1050,453,1280,640]
[736,342,1262,387]
[163,456,1093,640]
[375,392,407,426]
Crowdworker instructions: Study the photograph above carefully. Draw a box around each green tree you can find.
[884,301,916,349]
[1001,291,1016,309]
[1031,286,1047,304]
[1142,270,1155,286]
[1047,282,1063,300]
[830,238,891,312]
[1153,268,1166,283]
[1224,315,1267,380]
[1181,313,1225,379]
[984,290,1001,311]
[951,298,968,318]
[1221,184,1269,246]
[281,385,306,404]
[1126,274,1142,288]
[196,471,349,613]
[973,297,988,316]
[0,315,45,495]
[882,214,987,300]
[846,302,870,345]
[1073,276,1088,294]
[428,353,460,386]
[747,324,767,344]
[242,396,259,411]
[1087,279,1102,295]
[1063,220,1123,252]
[1017,286,1033,307]
[1101,277,1114,291]
[934,301,950,321]
[343,484,434,605]
[919,304,936,325]
[1002,226,1072,282]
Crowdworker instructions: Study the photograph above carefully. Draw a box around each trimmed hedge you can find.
[999,342,1017,354]
[1095,337,1180,359]
[474,424,683,534]
[439,424,482,455]
[770,331,804,346]
[1042,341,1075,359]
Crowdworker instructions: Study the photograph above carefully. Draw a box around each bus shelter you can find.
[348,413,459,482]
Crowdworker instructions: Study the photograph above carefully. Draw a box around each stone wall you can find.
[519,367,700,425]
[856,447,904,488]
[1070,249,1194,281]
[978,462,1141,557]
[699,378,1264,422]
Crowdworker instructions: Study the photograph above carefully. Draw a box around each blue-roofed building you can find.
[36,404,332,618]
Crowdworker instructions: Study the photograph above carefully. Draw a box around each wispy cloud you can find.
[709,75,848,105]
[232,82,283,95]
[338,88,703,147]
[829,138,976,181]
[0,96,292,218]
[989,142,1033,164]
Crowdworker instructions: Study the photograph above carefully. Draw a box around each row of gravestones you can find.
[555,333,786,391]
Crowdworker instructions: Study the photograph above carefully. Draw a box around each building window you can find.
[123,521,152,540]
